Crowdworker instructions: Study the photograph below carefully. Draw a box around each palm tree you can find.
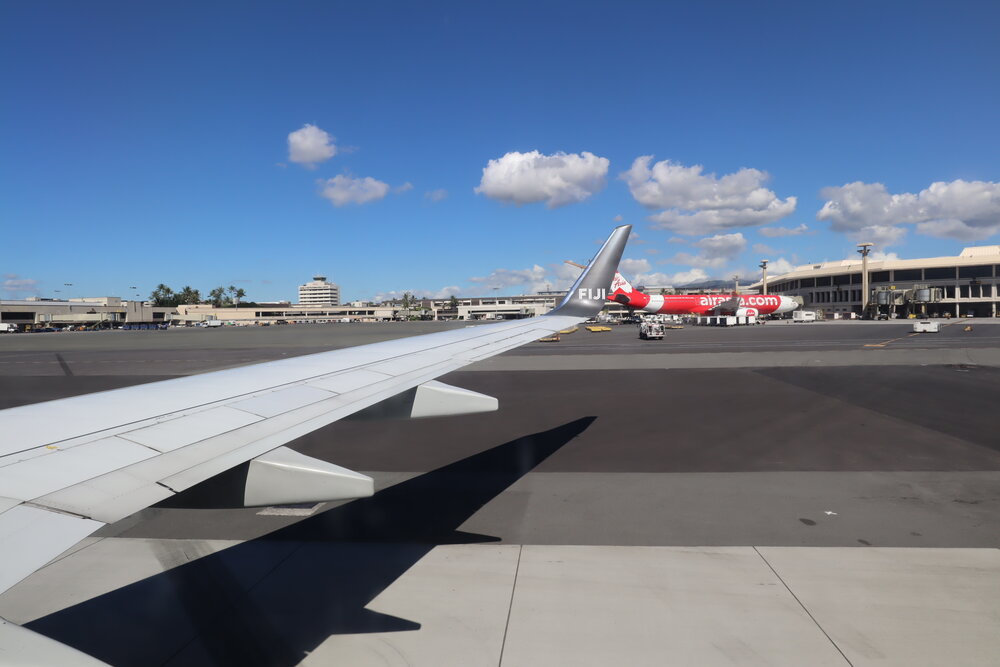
[208,286,228,308]
[177,286,201,305]
[150,284,175,307]
[227,285,246,308]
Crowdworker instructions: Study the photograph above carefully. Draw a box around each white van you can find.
[0,323,17,333]
[792,310,818,323]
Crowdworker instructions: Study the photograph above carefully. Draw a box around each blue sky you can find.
[3,1,999,302]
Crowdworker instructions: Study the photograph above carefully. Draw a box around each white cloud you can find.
[667,237,687,244]
[475,150,610,208]
[318,175,390,207]
[469,264,548,291]
[546,262,585,290]
[2,275,39,298]
[767,257,796,275]
[853,224,908,248]
[621,156,796,234]
[817,179,1000,242]
[668,268,710,285]
[915,219,990,241]
[613,214,623,222]
[759,223,809,237]
[288,124,336,168]
[425,188,448,202]
[620,258,651,275]
[670,232,747,268]
[630,268,710,287]
[466,260,588,295]
[621,256,710,287]
[394,182,414,194]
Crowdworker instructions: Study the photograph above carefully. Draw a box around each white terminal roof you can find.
[756,245,1000,285]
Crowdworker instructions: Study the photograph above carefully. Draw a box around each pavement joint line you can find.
[497,544,523,667]
[753,546,854,667]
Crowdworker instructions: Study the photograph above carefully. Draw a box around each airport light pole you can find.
[759,259,769,295]
[857,242,873,315]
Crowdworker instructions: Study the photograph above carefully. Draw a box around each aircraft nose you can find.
[780,296,797,312]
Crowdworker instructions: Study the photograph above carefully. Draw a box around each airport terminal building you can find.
[755,245,1000,318]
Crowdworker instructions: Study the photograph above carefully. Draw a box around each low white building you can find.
[0,298,176,330]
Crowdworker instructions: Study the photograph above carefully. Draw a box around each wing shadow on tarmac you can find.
[27,416,596,667]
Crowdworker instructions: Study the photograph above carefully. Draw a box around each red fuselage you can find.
[614,291,796,316]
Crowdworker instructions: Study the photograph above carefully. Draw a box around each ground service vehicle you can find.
[639,321,664,339]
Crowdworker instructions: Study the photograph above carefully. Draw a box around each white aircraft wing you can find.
[0,225,630,665]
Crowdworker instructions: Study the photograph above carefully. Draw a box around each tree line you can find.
[149,284,248,308]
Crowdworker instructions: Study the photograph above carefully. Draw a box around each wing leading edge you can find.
[0,225,631,665]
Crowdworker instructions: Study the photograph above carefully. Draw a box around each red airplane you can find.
[607,271,798,317]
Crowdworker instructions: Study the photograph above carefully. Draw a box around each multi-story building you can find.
[752,245,1000,318]
[297,275,340,306]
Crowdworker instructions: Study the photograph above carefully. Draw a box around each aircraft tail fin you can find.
[609,270,653,309]
[549,225,631,318]
[610,271,635,296]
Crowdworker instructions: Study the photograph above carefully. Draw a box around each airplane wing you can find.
[0,225,631,665]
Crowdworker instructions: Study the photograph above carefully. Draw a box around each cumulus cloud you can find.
[2,275,40,298]
[394,182,414,194]
[629,268,710,287]
[620,258,651,275]
[767,257,796,275]
[466,260,589,295]
[613,214,623,222]
[318,175,390,207]
[669,232,747,268]
[549,262,585,290]
[817,179,1000,242]
[853,224,908,248]
[425,188,448,202]
[759,223,809,237]
[288,124,336,168]
[475,150,610,208]
[621,156,796,234]
[469,264,548,291]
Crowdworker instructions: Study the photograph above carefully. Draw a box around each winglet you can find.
[548,225,632,318]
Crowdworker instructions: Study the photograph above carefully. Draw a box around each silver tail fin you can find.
[548,225,632,318]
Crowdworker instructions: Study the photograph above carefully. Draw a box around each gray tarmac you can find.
[1,320,999,666]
